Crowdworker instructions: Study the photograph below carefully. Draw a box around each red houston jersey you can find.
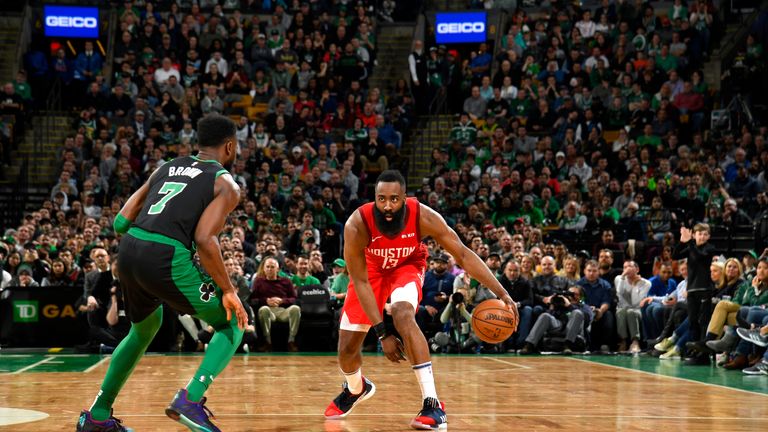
[359,197,428,274]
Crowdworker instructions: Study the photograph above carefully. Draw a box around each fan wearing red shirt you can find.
[324,170,516,430]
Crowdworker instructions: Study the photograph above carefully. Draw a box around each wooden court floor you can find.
[1,353,768,431]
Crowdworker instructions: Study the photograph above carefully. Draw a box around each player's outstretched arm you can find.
[194,173,247,329]
[419,204,514,308]
[344,210,404,363]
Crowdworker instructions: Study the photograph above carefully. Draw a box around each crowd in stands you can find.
[1,0,768,376]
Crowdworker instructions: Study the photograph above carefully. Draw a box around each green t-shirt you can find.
[655,54,678,73]
[637,134,661,148]
[450,122,478,146]
[519,207,545,227]
[331,273,349,296]
[291,274,321,287]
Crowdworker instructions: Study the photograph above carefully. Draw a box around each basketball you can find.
[471,299,519,344]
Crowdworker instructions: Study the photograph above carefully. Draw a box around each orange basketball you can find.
[471,299,519,344]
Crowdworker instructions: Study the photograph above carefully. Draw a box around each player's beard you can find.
[373,204,406,237]
[223,156,235,171]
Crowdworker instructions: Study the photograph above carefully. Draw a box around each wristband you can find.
[113,214,131,234]
[373,322,388,340]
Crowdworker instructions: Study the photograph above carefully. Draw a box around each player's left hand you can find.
[380,335,406,363]
[222,291,248,330]
[501,294,519,332]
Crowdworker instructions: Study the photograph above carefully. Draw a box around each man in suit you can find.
[81,247,114,352]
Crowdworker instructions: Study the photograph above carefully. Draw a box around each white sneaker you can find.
[629,340,641,353]
[659,346,681,359]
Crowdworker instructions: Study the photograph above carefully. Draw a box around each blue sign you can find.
[44,5,100,38]
[435,12,487,44]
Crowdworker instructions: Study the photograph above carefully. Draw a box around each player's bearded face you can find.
[373,201,406,236]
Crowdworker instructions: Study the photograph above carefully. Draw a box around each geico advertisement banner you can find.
[435,12,487,44]
[44,5,100,38]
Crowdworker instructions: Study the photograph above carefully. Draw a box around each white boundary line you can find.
[107,413,768,420]
[10,356,56,374]
[480,356,532,369]
[567,357,768,398]
[83,356,111,373]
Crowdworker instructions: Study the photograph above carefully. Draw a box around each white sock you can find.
[342,368,363,395]
[413,362,438,401]
[670,333,678,343]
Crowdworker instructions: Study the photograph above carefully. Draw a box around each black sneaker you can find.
[684,353,711,366]
[410,397,447,430]
[76,410,133,432]
[324,376,376,419]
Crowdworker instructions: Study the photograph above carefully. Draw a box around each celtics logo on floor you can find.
[199,283,216,302]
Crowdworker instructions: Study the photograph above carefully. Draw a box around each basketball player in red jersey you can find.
[324,170,517,430]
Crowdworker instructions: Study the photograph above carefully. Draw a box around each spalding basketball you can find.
[471,299,518,344]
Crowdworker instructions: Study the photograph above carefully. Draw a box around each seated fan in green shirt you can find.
[328,258,349,306]
[291,255,321,287]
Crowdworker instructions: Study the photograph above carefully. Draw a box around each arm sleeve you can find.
[282,279,297,306]
[113,213,132,234]
[672,242,689,260]
[520,281,535,307]
[439,302,454,324]
[600,283,612,307]
[459,306,472,321]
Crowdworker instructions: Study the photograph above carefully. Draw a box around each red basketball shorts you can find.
[339,263,425,332]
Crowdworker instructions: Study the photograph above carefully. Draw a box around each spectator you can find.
[419,253,456,328]
[291,255,321,287]
[328,258,349,307]
[640,263,678,341]
[498,259,534,350]
[250,257,300,352]
[73,41,103,101]
[578,260,615,351]
[520,285,593,354]
[615,260,652,353]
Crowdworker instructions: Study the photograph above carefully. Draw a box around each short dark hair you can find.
[376,170,406,188]
[197,114,236,148]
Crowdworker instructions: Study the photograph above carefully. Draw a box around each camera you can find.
[550,294,567,308]
[451,291,464,304]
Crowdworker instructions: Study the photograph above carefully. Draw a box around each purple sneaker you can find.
[76,410,133,432]
[165,389,221,432]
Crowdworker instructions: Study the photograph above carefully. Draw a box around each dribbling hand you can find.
[500,294,520,332]
[222,291,248,330]
[380,335,406,363]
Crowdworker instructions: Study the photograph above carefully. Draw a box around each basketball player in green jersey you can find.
[77,114,248,432]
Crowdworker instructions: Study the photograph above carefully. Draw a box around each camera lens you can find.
[451,292,464,304]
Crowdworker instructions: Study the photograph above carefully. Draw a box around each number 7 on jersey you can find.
[148,181,187,215]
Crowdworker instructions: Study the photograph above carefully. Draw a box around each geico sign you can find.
[45,16,98,28]
[437,22,485,34]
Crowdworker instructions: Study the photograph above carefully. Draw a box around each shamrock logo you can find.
[199,283,216,302]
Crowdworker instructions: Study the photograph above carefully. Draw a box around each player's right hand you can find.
[380,335,406,363]
[222,291,248,330]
